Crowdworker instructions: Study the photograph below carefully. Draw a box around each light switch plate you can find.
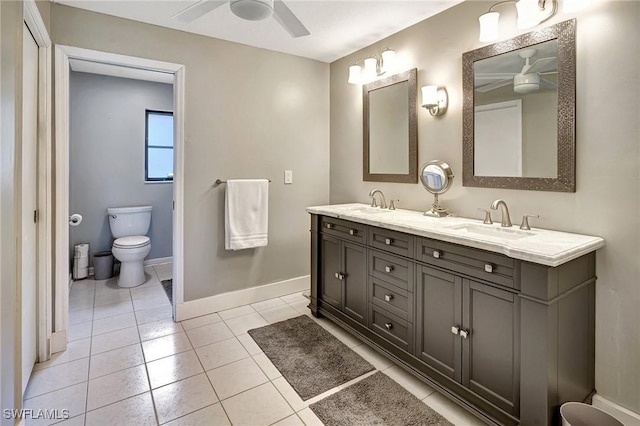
[284,170,293,184]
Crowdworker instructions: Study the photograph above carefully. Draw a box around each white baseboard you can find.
[50,330,67,354]
[593,394,640,426]
[144,257,173,266]
[175,275,309,321]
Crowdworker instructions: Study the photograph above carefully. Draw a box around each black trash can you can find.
[93,251,114,280]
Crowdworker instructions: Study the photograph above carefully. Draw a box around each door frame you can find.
[53,45,186,352]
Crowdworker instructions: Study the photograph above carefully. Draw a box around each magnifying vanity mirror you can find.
[420,160,454,217]
[363,68,418,183]
[462,19,576,192]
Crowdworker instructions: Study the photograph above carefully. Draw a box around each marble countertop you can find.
[306,203,605,267]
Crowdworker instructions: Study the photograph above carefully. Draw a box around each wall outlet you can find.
[284,170,293,184]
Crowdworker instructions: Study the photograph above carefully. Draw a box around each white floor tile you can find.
[251,297,287,312]
[90,326,140,355]
[130,285,166,300]
[85,392,156,426]
[222,382,294,426]
[252,353,282,380]
[53,414,85,426]
[94,278,127,295]
[68,308,93,326]
[93,290,131,308]
[383,365,436,400]
[132,294,171,312]
[24,358,89,399]
[142,331,192,362]
[163,403,229,426]
[323,322,362,348]
[138,318,183,341]
[195,338,250,371]
[152,263,173,282]
[180,313,222,331]
[423,391,488,426]
[185,321,234,348]
[92,299,133,320]
[288,299,312,315]
[236,333,263,356]
[206,357,269,400]
[280,292,307,305]
[147,350,204,389]
[296,407,324,426]
[273,414,305,426]
[135,304,173,325]
[259,305,300,324]
[152,374,218,424]
[224,312,269,336]
[272,376,308,412]
[69,293,94,312]
[23,382,87,426]
[91,312,137,336]
[34,338,91,371]
[68,321,92,342]
[351,343,393,370]
[89,343,144,379]
[86,364,149,411]
[218,305,255,320]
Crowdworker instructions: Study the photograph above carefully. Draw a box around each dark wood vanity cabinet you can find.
[309,214,596,426]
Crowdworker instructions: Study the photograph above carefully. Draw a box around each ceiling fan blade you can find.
[475,72,517,81]
[476,79,512,93]
[273,0,310,37]
[540,78,557,90]
[526,56,557,74]
[171,0,227,23]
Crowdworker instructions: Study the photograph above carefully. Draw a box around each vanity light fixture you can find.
[347,48,396,85]
[478,0,558,42]
[421,85,448,117]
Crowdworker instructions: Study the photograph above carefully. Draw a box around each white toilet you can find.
[107,205,152,288]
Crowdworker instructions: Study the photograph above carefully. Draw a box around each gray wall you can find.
[51,4,330,301]
[69,72,173,262]
[330,0,640,414]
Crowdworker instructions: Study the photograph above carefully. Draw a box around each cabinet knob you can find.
[325,223,333,229]
[384,294,394,302]
[451,326,460,335]
[459,329,470,339]
[349,229,357,236]
[433,250,442,259]
[385,238,393,245]
[384,265,394,273]
[384,322,393,330]
[484,263,493,273]
[334,272,344,280]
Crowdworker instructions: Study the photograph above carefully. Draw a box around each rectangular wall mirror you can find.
[363,68,417,183]
[462,19,576,192]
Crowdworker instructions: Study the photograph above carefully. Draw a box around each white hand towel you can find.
[225,179,269,250]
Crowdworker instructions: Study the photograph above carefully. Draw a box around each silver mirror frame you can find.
[462,19,576,192]
[363,68,418,183]
[420,160,454,217]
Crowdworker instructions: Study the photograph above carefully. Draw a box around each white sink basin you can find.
[347,206,391,215]
[446,224,534,240]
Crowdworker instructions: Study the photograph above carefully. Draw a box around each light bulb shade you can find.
[421,85,448,116]
[230,0,274,21]
[513,73,540,94]
[363,57,378,82]
[421,85,439,107]
[516,0,542,29]
[478,12,500,42]
[348,65,362,85]
[380,49,396,73]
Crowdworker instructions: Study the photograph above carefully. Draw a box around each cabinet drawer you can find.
[418,238,516,289]
[370,304,413,352]
[320,216,365,243]
[370,278,412,322]
[369,227,414,258]
[370,250,414,292]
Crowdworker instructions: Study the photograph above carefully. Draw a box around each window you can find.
[145,110,174,182]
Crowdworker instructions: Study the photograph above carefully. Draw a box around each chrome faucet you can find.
[369,189,387,209]
[490,199,512,227]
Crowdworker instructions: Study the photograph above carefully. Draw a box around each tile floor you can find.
[23,264,486,426]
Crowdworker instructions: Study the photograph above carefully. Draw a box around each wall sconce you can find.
[421,85,448,116]
[347,49,396,85]
[478,0,558,42]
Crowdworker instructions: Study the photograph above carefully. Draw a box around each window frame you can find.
[145,109,174,182]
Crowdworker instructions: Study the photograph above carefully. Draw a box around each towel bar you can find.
[214,178,272,186]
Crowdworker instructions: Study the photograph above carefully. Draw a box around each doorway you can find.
[53,46,185,353]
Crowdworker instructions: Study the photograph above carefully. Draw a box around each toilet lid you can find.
[113,236,150,249]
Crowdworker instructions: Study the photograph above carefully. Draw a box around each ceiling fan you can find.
[475,48,557,94]
[172,0,310,38]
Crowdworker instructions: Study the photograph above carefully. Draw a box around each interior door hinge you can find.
[33,209,37,223]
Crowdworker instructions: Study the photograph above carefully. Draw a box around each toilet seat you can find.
[113,235,150,249]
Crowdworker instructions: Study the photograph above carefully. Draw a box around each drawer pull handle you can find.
[334,272,345,280]
[459,329,470,339]
[325,223,333,229]
[384,322,393,330]
[384,265,394,273]
[384,294,394,302]
[484,263,493,273]
[385,238,393,245]
[433,250,442,259]
[349,229,357,236]
[451,326,460,335]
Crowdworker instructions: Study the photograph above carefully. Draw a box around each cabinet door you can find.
[343,241,367,325]
[416,266,463,382]
[320,234,342,308]
[463,280,519,415]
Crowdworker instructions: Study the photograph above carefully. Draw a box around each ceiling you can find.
[53,0,465,63]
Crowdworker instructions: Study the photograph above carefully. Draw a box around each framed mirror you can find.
[420,160,454,217]
[363,68,417,183]
[462,19,576,192]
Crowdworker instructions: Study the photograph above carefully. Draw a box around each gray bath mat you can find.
[160,279,172,304]
[310,371,454,426]
[248,315,374,400]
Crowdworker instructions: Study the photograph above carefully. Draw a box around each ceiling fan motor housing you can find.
[514,72,540,94]
[230,0,274,21]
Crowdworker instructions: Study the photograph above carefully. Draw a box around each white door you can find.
[22,21,39,395]
[474,100,523,177]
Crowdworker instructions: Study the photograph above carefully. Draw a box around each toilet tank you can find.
[107,206,152,238]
